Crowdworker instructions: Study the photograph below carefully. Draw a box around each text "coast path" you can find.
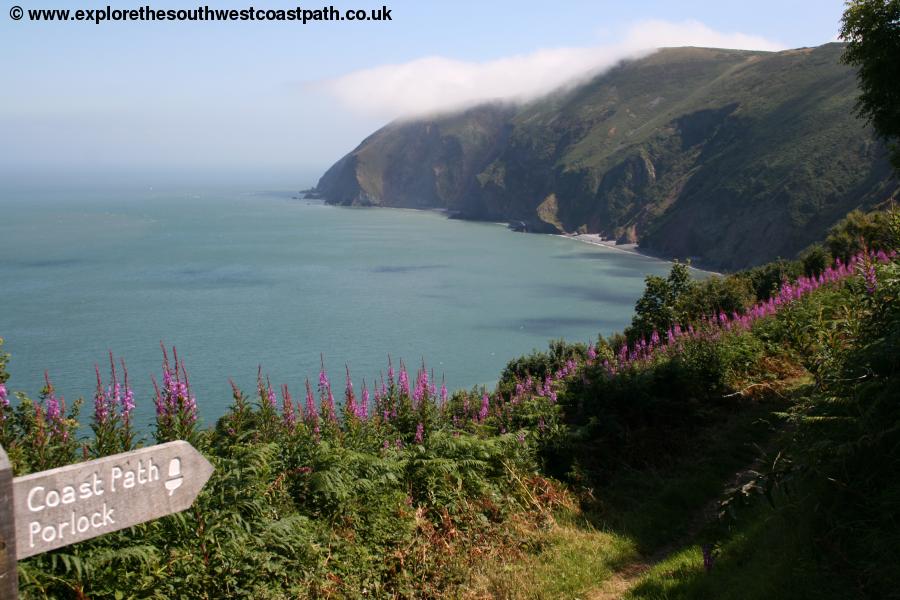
[10,441,213,559]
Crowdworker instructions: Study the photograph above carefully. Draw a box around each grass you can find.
[465,515,637,599]
[463,396,794,599]
[625,502,863,600]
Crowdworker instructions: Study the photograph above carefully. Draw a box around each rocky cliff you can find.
[317,43,897,270]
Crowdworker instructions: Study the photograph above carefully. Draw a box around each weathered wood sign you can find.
[6,441,213,560]
[0,441,213,598]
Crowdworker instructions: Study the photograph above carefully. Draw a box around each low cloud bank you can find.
[319,19,786,119]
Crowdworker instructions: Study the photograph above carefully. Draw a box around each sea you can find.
[0,180,676,432]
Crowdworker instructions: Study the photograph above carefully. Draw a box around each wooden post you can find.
[0,440,212,599]
[0,445,18,599]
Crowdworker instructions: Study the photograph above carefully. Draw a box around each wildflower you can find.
[179,363,198,424]
[415,422,424,444]
[0,382,8,411]
[44,373,62,426]
[865,264,877,294]
[413,372,425,407]
[95,365,111,424]
[345,366,354,395]
[318,358,330,393]
[120,359,135,423]
[282,384,296,429]
[617,344,628,367]
[587,344,597,362]
[325,389,337,422]
[265,376,277,410]
[344,365,357,419]
[360,380,370,420]
[398,362,410,397]
[439,377,448,410]
[304,379,318,426]
[478,392,490,421]
[517,432,526,445]
[419,362,429,390]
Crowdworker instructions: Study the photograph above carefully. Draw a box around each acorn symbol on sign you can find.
[165,458,184,496]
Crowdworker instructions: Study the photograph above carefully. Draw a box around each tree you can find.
[826,208,896,259]
[841,0,900,171]
[628,262,693,341]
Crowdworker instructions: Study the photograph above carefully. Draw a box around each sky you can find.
[0,0,848,185]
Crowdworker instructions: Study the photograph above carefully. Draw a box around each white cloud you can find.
[318,20,786,119]
[622,19,785,53]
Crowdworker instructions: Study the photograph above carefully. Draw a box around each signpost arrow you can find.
[10,441,213,560]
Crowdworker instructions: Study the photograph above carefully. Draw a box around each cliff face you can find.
[316,43,897,270]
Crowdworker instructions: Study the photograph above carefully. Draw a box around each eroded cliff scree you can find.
[316,43,898,271]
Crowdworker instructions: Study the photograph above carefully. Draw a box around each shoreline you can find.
[322,199,721,275]
[558,233,642,256]
[557,233,721,275]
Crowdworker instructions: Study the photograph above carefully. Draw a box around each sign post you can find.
[0,441,213,597]
[0,446,17,599]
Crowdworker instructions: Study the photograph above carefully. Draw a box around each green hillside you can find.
[5,217,899,599]
[317,43,898,270]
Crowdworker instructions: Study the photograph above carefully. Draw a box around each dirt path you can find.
[587,561,653,600]
[585,442,778,600]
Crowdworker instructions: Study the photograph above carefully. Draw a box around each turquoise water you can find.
[0,184,674,431]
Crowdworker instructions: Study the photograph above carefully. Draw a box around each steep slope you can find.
[316,43,897,270]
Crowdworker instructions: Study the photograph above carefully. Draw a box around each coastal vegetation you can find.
[3,3,899,598]
[2,206,897,598]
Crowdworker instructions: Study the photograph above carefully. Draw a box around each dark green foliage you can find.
[772,260,900,597]
[0,356,553,598]
[498,339,587,391]
[743,258,804,300]
[632,256,900,600]
[799,244,831,276]
[553,331,765,485]
[679,275,756,321]
[628,263,692,342]
[841,0,900,170]
[826,206,898,259]
[628,263,755,341]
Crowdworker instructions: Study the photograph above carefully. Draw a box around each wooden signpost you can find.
[0,441,213,598]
